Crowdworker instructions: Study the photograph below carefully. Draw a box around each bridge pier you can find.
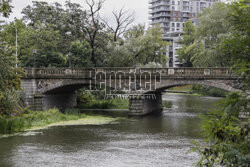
[129,92,163,116]
[21,79,42,110]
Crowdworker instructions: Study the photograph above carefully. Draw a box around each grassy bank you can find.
[169,85,193,92]
[78,99,129,109]
[77,90,129,109]
[0,109,120,134]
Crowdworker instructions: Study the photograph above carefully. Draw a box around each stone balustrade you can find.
[23,67,238,79]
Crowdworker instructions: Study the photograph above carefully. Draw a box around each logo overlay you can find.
[86,68,162,99]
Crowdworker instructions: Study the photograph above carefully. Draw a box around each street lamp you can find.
[68,51,72,68]
[132,48,136,67]
[33,49,37,68]
[10,24,18,68]
[15,27,17,68]
[155,50,159,62]
[133,48,136,53]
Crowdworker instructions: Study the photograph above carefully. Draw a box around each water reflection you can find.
[0,94,221,167]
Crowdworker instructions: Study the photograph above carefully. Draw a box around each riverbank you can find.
[0,109,124,135]
[168,85,226,97]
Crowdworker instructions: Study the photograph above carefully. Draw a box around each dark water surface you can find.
[0,94,222,167]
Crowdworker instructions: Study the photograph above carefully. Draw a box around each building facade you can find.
[149,0,216,67]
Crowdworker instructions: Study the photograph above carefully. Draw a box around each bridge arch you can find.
[38,80,91,94]
[154,79,241,93]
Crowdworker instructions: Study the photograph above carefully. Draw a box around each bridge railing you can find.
[23,67,238,79]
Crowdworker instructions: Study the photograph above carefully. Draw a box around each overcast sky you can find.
[4,0,149,26]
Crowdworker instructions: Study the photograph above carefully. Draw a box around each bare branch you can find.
[83,0,105,66]
[101,7,135,42]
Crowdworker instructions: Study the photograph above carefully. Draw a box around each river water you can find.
[0,94,222,167]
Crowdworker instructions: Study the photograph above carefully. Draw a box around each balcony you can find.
[150,6,171,13]
[150,1,170,8]
[150,13,171,19]
[183,13,189,17]
[151,19,170,24]
[200,3,206,7]
[149,0,171,4]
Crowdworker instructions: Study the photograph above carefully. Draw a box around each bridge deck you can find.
[23,67,239,79]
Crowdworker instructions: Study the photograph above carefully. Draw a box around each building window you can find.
[178,1,180,5]
[173,12,176,16]
[172,23,175,27]
[178,18,181,21]
[172,6,175,10]
[172,28,175,32]
[183,6,189,11]
[172,1,175,5]
[190,7,193,12]
[177,23,180,27]
[173,18,176,21]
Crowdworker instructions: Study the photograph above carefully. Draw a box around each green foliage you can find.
[220,0,250,89]
[0,0,12,17]
[77,90,129,109]
[18,23,67,67]
[177,20,195,67]
[0,42,23,116]
[21,1,87,55]
[191,2,250,166]
[192,93,249,166]
[69,40,93,67]
[0,109,86,134]
[104,24,168,67]
[162,101,172,109]
[191,85,226,97]
[178,3,233,67]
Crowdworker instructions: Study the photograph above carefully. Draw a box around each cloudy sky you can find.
[4,0,149,26]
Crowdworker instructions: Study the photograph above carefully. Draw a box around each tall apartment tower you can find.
[149,0,216,67]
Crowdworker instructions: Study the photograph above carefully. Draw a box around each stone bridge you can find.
[21,68,242,116]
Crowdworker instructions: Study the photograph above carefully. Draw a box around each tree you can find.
[192,93,249,166]
[102,7,134,42]
[192,1,250,166]
[104,24,168,67]
[0,0,23,116]
[69,40,92,67]
[179,3,233,67]
[220,0,250,89]
[195,3,232,67]
[83,0,105,66]
[0,0,12,18]
[18,23,66,67]
[177,20,196,67]
[0,43,22,116]
[21,1,88,55]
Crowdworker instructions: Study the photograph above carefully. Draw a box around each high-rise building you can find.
[149,0,216,67]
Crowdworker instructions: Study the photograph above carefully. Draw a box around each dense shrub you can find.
[191,85,227,97]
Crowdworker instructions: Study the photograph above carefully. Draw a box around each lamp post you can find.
[155,50,159,62]
[15,27,18,68]
[133,48,136,67]
[33,49,37,68]
[10,24,18,68]
[68,51,72,68]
